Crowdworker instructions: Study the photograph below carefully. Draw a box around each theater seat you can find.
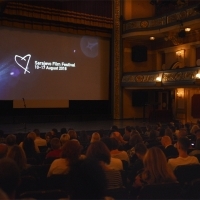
[19,189,68,200]
[137,183,183,199]
[174,164,200,185]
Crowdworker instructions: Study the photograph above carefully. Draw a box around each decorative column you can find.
[113,0,122,119]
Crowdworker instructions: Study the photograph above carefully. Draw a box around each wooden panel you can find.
[191,94,200,118]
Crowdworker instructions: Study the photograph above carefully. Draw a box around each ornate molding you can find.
[113,0,121,119]
[122,67,200,87]
[123,5,200,34]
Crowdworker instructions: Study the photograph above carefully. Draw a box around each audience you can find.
[47,140,82,177]
[168,137,199,171]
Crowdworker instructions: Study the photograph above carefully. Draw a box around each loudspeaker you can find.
[132,45,147,62]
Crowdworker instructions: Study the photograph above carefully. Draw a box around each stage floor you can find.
[0,119,146,135]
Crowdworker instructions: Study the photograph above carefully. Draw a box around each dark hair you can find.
[50,138,61,150]
[61,140,82,164]
[6,134,16,146]
[125,126,132,132]
[178,137,190,151]
[135,143,147,156]
[86,141,110,164]
[0,158,20,197]
[69,158,106,199]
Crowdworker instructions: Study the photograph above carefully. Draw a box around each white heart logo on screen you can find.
[14,54,31,74]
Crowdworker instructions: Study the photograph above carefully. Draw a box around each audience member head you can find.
[7,145,27,171]
[50,138,61,150]
[161,136,173,148]
[176,128,187,138]
[6,134,16,147]
[52,128,58,137]
[33,128,40,137]
[0,144,8,159]
[0,158,20,199]
[129,133,143,147]
[68,130,77,140]
[69,158,106,199]
[149,130,158,140]
[45,132,53,143]
[135,143,147,160]
[110,131,126,145]
[142,147,177,184]
[0,189,9,200]
[90,132,101,143]
[190,125,199,135]
[86,141,110,165]
[110,125,118,132]
[164,128,174,142]
[60,133,70,146]
[27,132,37,140]
[177,137,191,152]
[61,140,82,164]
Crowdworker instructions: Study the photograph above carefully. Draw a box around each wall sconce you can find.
[176,50,184,58]
[177,88,184,98]
[156,76,162,82]
[196,71,200,79]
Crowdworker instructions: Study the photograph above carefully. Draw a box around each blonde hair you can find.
[60,133,70,145]
[90,132,100,143]
[141,147,177,184]
[27,132,36,140]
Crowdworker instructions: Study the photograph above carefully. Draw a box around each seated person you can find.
[161,136,178,158]
[47,140,82,177]
[86,141,123,190]
[168,137,199,171]
[128,143,147,184]
[45,138,62,159]
[132,147,177,193]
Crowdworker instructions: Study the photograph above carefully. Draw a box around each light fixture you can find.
[185,27,191,32]
[196,71,200,79]
[176,50,184,58]
[150,36,155,40]
[177,88,184,98]
[156,77,161,82]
